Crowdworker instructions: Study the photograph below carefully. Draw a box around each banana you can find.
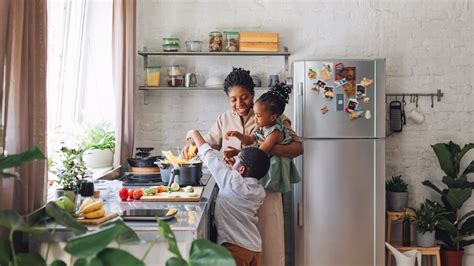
[84,208,105,219]
[76,200,103,216]
[166,208,178,216]
[78,197,94,213]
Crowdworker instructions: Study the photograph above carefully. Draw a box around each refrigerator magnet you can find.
[320,63,333,81]
[320,105,329,114]
[324,86,334,100]
[334,78,347,88]
[335,62,344,71]
[307,68,318,80]
[363,96,370,104]
[355,84,366,99]
[343,83,355,98]
[365,110,372,119]
[312,80,326,93]
[346,98,358,113]
[360,77,373,87]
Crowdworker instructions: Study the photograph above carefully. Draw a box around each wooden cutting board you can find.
[141,186,204,202]
[76,212,119,225]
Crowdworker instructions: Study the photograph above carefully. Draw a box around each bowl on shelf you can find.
[185,41,202,52]
[204,76,224,88]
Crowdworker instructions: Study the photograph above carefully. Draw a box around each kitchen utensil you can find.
[127,156,162,168]
[251,75,261,87]
[77,212,119,225]
[184,73,197,87]
[167,162,202,186]
[121,209,178,221]
[157,162,172,183]
[269,74,279,87]
[389,100,403,132]
[408,108,425,124]
[130,167,160,173]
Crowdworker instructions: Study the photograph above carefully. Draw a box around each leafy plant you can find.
[422,141,474,250]
[413,199,447,234]
[80,122,115,152]
[50,147,91,191]
[0,146,45,178]
[386,175,408,192]
[158,220,236,266]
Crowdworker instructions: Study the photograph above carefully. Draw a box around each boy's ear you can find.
[270,114,279,122]
[237,165,247,175]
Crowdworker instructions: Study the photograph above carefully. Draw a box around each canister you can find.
[145,65,161,86]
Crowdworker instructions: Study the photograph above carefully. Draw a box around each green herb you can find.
[80,122,115,152]
[413,199,447,234]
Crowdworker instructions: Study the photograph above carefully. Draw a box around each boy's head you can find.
[233,147,270,180]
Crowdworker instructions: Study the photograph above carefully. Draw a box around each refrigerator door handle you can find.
[297,202,304,227]
[299,82,303,96]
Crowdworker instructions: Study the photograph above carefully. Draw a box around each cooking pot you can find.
[168,162,202,186]
[158,162,173,183]
[127,156,162,168]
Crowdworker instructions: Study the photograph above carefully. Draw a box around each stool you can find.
[387,242,441,266]
[386,210,416,243]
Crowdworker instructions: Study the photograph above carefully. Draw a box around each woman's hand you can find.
[224,156,236,167]
[223,146,240,159]
[225,131,242,140]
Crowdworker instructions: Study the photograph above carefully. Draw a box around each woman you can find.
[185,68,303,266]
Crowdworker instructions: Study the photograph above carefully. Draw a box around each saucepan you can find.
[127,156,162,168]
[163,162,202,186]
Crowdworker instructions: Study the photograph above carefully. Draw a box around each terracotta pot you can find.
[442,250,464,266]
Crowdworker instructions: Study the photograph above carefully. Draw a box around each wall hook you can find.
[402,95,406,105]
[431,95,434,108]
[416,95,419,108]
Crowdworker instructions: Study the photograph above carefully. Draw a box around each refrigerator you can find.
[291,59,385,266]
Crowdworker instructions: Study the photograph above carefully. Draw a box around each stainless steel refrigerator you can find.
[291,59,385,266]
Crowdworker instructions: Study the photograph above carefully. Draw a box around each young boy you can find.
[186,129,270,266]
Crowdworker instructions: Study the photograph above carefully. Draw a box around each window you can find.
[47,0,115,180]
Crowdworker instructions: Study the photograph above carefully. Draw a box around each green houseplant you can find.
[386,175,409,211]
[50,147,91,201]
[422,141,474,266]
[413,199,446,247]
[81,122,115,169]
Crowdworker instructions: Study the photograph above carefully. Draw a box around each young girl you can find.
[226,82,301,193]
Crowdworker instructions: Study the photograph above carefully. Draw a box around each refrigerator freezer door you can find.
[299,139,385,266]
[297,59,385,138]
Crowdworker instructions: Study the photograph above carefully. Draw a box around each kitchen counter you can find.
[29,172,218,264]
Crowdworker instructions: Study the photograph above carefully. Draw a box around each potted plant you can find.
[413,199,446,247]
[81,122,115,169]
[50,146,91,201]
[386,175,409,211]
[422,141,474,266]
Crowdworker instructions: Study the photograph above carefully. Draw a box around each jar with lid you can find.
[209,31,223,52]
[224,31,239,52]
[145,65,161,86]
[167,65,184,87]
[162,38,180,45]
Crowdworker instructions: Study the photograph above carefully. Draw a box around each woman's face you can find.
[228,85,254,117]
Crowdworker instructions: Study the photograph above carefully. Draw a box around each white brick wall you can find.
[136,0,473,262]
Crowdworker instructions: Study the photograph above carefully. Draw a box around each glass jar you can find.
[167,65,183,77]
[163,44,179,52]
[145,65,161,86]
[209,31,223,52]
[185,41,202,52]
[224,31,239,52]
[168,76,183,87]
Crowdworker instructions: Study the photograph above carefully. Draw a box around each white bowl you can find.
[205,77,224,88]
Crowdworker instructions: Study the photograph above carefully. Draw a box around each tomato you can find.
[119,187,129,201]
[157,185,166,193]
[128,189,135,200]
[133,189,143,200]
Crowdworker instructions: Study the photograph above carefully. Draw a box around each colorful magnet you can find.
[345,98,359,113]
[360,77,373,87]
[307,68,318,80]
[335,62,344,71]
[356,84,366,99]
[334,78,348,88]
[324,86,334,100]
[321,105,329,114]
[320,63,333,81]
[336,66,356,97]
[312,80,326,93]
[343,83,355,97]
[363,97,370,104]
[365,110,372,119]
[350,110,364,120]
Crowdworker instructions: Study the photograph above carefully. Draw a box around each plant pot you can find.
[83,149,113,168]
[442,250,464,266]
[386,191,408,211]
[416,231,435,247]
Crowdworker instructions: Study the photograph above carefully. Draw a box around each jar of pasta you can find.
[145,65,161,86]
[209,31,223,52]
[224,31,239,52]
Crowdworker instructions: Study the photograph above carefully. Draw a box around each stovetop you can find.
[120,173,164,187]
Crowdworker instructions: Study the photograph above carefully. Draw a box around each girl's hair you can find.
[256,82,292,116]
[223,67,255,95]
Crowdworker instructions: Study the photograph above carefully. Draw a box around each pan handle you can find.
[168,169,180,187]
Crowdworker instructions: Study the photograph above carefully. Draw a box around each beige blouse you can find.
[203,108,302,152]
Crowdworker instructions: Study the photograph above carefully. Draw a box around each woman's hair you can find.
[223,67,255,95]
[256,82,292,116]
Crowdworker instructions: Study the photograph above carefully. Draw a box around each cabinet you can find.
[137,46,291,104]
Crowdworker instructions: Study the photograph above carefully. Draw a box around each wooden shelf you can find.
[138,47,290,57]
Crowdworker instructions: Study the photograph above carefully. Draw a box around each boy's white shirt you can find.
[198,143,265,252]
